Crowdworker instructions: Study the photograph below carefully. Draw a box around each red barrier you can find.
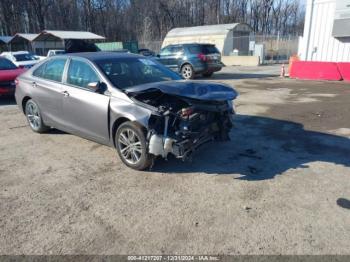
[289,61,342,81]
[337,63,350,82]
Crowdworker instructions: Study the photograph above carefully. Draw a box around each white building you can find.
[162,23,252,56]
[298,0,350,62]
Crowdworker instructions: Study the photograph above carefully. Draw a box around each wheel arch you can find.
[112,117,130,147]
[21,96,32,113]
[180,61,194,71]
[112,117,148,148]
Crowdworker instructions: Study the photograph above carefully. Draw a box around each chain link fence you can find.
[252,35,299,63]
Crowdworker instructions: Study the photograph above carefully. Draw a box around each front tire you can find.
[25,99,49,133]
[115,121,151,170]
[181,64,195,80]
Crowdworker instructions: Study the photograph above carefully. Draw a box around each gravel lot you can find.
[0,65,350,255]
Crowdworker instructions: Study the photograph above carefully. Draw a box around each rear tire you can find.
[181,64,195,80]
[202,72,213,77]
[115,121,152,170]
[25,99,49,133]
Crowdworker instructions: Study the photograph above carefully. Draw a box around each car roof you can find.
[2,51,30,55]
[167,43,215,47]
[60,51,142,62]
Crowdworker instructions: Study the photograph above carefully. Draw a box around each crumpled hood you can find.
[124,80,238,101]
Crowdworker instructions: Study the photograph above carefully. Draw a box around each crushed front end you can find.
[129,87,236,161]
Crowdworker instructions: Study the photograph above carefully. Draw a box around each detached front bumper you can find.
[148,112,234,161]
[148,131,215,161]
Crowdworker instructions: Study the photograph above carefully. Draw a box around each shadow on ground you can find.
[152,114,350,180]
[337,198,350,209]
[0,97,16,106]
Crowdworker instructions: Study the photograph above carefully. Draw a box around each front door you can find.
[158,46,173,67]
[62,58,110,145]
[167,46,184,71]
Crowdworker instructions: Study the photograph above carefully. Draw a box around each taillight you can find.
[197,53,207,62]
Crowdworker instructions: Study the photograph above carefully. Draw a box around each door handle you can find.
[62,91,70,97]
[32,82,37,88]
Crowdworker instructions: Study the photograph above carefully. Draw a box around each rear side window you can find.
[202,45,220,54]
[32,58,67,82]
[187,45,202,54]
[33,63,46,78]
[187,45,219,54]
[67,59,100,89]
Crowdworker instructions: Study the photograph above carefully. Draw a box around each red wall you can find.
[337,63,350,82]
[289,61,343,81]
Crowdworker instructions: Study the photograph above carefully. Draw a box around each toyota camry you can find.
[15,52,238,170]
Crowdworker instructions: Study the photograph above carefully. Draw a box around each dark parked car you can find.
[157,43,223,79]
[15,52,237,170]
[138,48,155,57]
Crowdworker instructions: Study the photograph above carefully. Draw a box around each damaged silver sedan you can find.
[15,52,238,170]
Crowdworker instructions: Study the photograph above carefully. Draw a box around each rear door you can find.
[30,58,67,127]
[61,58,110,145]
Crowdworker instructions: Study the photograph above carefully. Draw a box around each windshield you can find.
[96,57,181,89]
[14,53,36,62]
[0,58,18,70]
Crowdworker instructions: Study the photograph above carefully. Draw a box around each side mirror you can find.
[87,82,107,94]
[97,82,108,94]
[156,54,160,58]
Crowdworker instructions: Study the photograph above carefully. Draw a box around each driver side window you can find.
[160,46,172,56]
[67,59,100,89]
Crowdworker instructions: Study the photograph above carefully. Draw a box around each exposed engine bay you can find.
[130,89,234,161]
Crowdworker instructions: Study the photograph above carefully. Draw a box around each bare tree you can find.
[0,0,305,41]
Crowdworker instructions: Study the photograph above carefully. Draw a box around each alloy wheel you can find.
[182,65,193,79]
[118,128,142,165]
[26,102,41,130]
